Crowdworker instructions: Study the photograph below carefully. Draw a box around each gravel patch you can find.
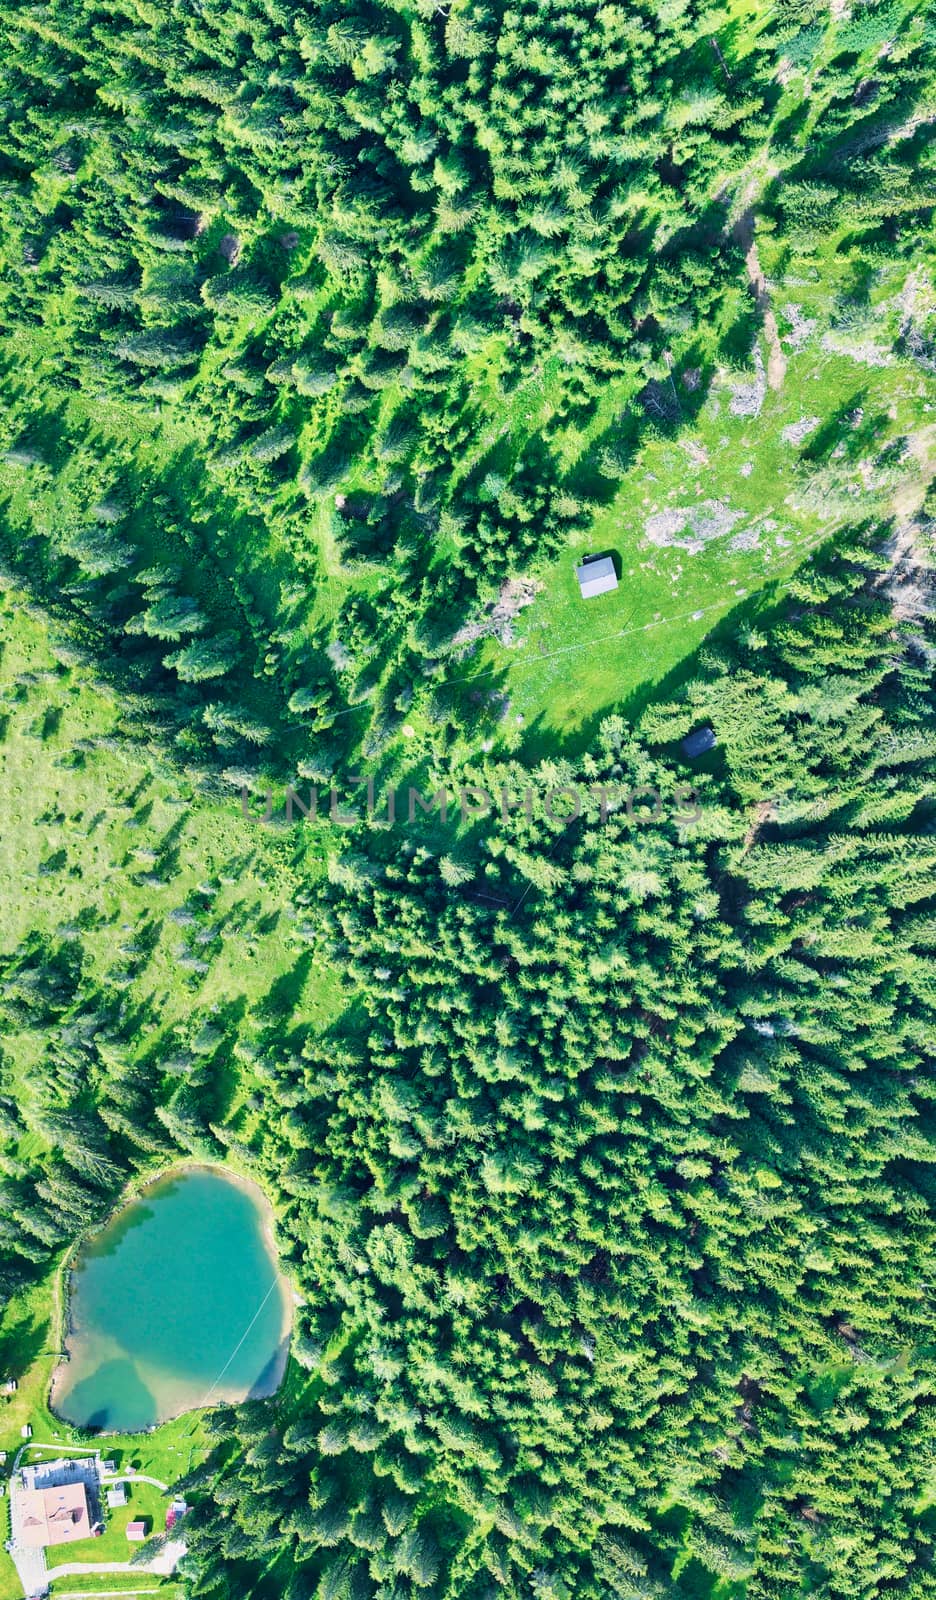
[729,344,767,418]
[781,416,821,446]
[820,331,894,367]
[453,578,543,649]
[781,303,817,351]
[645,499,743,554]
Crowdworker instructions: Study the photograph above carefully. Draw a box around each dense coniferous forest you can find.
[0,2,935,1600]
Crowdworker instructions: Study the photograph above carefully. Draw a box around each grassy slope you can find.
[0,591,341,1091]
[46,1585,181,1598]
[0,603,344,1600]
[2,24,930,784]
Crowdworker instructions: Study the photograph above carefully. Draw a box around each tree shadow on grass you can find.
[618,580,794,726]
[0,1311,49,1382]
[515,582,795,766]
[799,390,885,466]
[252,952,315,1025]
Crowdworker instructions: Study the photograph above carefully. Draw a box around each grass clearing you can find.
[462,248,932,758]
[48,1582,176,1598]
[0,596,342,1113]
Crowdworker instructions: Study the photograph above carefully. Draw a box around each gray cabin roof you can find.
[681,726,716,758]
[575,556,618,598]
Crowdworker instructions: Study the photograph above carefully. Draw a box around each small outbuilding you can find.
[20,1424,32,1440]
[107,1485,128,1509]
[166,1499,188,1532]
[681,726,716,759]
[575,555,618,599]
[126,1520,148,1542]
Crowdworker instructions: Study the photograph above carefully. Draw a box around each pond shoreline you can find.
[48,1159,291,1435]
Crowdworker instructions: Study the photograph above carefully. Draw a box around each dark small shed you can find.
[681,726,716,759]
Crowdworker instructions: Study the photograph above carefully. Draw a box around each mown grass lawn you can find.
[69,1478,167,1565]
[49,1583,175,1598]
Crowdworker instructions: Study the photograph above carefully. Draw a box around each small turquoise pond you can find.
[52,1166,290,1433]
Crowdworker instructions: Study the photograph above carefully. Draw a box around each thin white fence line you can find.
[195,1276,280,1412]
[302,529,836,731]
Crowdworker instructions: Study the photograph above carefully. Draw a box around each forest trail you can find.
[732,207,787,391]
[884,423,936,533]
[741,800,778,854]
[829,109,936,165]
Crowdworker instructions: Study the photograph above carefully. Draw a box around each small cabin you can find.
[166,1499,188,1532]
[681,726,716,759]
[575,555,618,599]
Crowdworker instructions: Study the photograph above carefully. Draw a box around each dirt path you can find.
[46,1539,185,1581]
[732,207,787,391]
[741,800,778,855]
[102,1470,169,1491]
[12,1440,100,1471]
